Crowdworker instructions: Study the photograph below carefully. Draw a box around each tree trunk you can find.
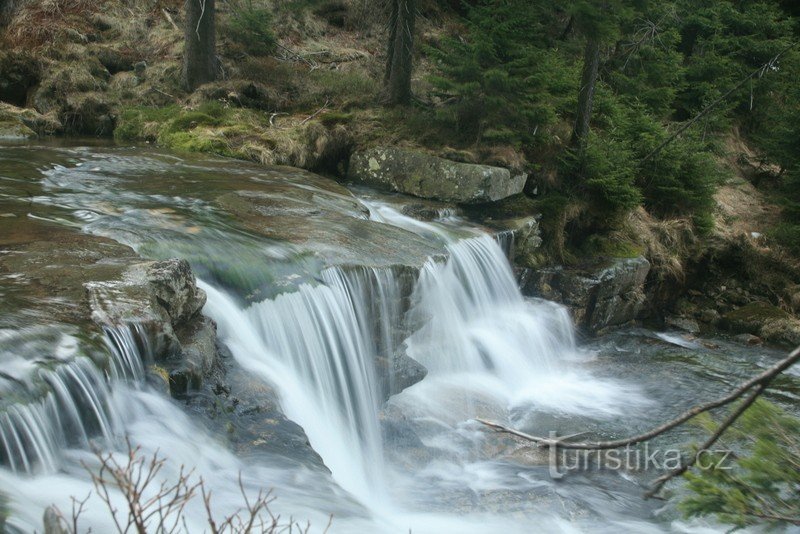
[570,37,601,154]
[182,0,217,91]
[384,0,415,106]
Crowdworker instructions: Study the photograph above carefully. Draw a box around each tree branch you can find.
[478,345,800,451]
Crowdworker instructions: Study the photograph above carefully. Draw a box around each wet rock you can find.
[216,185,446,271]
[519,257,650,334]
[347,147,526,204]
[145,259,207,326]
[665,316,700,334]
[0,102,61,135]
[722,302,800,348]
[486,215,542,268]
[187,348,328,472]
[87,257,211,386]
[733,333,763,346]
[0,117,35,140]
[376,352,428,401]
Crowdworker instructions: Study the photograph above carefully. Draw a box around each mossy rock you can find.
[722,302,800,347]
[0,119,36,139]
[723,302,790,332]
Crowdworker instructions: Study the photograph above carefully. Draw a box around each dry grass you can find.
[3,0,106,49]
[617,207,696,282]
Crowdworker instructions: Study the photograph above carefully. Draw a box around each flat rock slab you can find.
[348,147,526,204]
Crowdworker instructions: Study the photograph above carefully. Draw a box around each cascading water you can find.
[199,206,643,524]
[200,266,406,505]
[0,323,148,475]
[0,146,697,533]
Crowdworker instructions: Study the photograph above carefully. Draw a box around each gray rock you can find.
[519,257,651,334]
[376,352,428,401]
[699,309,721,325]
[347,147,526,204]
[666,315,700,334]
[0,120,35,140]
[722,302,800,348]
[145,259,207,326]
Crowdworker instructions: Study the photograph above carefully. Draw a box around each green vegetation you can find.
[223,1,277,57]
[682,400,800,528]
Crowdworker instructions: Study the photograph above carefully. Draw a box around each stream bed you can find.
[0,141,797,533]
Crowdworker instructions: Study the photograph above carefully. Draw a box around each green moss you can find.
[114,105,180,141]
[160,130,232,156]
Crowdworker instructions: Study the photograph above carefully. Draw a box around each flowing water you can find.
[0,141,797,533]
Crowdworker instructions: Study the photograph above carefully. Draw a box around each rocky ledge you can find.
[347,147,526,204]
[518,257,651,334]
[0,218,325,470]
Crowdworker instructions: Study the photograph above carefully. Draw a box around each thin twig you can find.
[645,382,767,498]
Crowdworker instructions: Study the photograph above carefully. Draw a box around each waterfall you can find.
[0,323,147,475]
[201,265,408,506]
[201,227,629,512]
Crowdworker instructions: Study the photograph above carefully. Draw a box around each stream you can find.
[0,141,797,533]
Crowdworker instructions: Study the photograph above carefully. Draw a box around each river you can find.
[0,142,797,533]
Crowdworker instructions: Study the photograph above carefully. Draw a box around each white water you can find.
[1,202,649,532]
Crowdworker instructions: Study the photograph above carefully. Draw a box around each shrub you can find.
[224,1,277,57]
[681,400,800,529]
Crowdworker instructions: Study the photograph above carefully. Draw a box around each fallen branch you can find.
[479,345,800,451]
[275,43,317,69]
[162,8,179,32]
[269,112,287,128]
[299,99,329,126]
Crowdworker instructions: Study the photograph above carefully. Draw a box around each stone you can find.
[496,216,542,268]
[666,315,700,334]
[519,257,651,334]
[145,259,206,326]
[0,102,61,135]
[699,309,721,325]
[347,147,526,204]
[0,119,36,140]
[722,302,800,348]
[43,506,67,534]
[375,352,428,401]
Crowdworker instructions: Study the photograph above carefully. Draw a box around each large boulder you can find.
[347,147,526,204]
[519,257,651,334]
[722,302,800,348]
